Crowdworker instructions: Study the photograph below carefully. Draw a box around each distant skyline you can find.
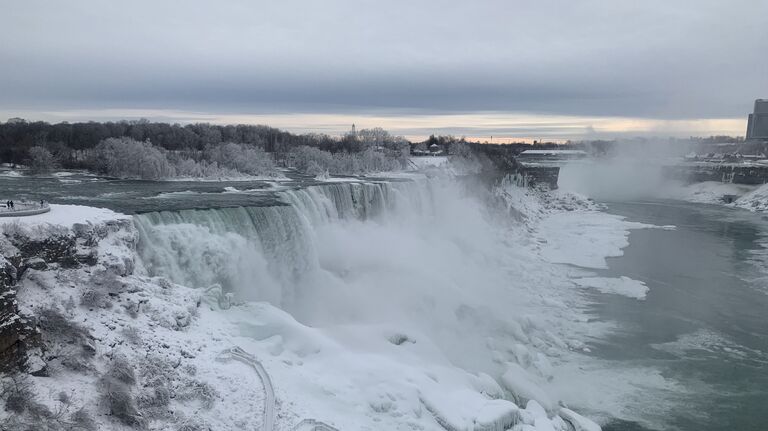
[2,0,766,140]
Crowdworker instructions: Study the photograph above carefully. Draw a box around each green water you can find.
[597,200,768,431]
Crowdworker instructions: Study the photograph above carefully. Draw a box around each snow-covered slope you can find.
[665,180,768,212]
[734,182,768,212]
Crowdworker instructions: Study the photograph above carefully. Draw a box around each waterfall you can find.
[128,175,654,428]
[133,181,424,307]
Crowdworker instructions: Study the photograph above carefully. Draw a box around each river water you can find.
[597,200,768,431]
[0,169,403,214]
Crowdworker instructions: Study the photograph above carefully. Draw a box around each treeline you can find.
[0,118,408,165]
[1,118,411,179]
[0,118,287,165]
[85,138,279,180]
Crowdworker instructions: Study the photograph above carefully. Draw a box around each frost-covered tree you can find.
[448,140,472,158]
[203,142,277,176]
[90,137,174,180]
[26,146,58,171]
[357,127,389,148]
[357,128,408,153]
[288,146,335,173]
[288,145,403,176]
[88,137,279,179]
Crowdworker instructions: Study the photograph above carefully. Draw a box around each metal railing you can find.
[0,201,50,217]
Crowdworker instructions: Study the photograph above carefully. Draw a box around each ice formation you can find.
[0,168,676,430]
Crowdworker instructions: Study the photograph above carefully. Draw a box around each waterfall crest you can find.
[133,180,434,307]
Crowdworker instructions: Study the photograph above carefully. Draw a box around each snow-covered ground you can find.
[733,183,768,212]
[1,163,688,430]
[664,180,768,212]
[0,204,130,228]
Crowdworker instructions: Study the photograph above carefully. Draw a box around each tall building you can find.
[746,99,768,140]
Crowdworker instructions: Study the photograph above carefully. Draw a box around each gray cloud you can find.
[1,0,767,125]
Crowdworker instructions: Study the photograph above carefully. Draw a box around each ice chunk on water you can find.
[572,276,649,300]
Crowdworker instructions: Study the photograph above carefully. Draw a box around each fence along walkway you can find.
[216,346,340,431]
[0,202,50,217]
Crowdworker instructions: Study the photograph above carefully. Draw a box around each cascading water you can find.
[281,181,392,223]
[130,175,663,428]
[133,181,421,307]
[132,177,565,372]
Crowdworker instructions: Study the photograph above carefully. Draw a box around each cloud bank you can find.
[2,0,766,138]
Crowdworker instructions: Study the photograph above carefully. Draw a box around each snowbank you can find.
[734,182,768,212]
[668,181,757,205]
[0,204,129,229]
[665,180,768,213]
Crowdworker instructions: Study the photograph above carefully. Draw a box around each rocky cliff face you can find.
[0,218,136,372]
[0,252,29,373]
[0,211,240,430]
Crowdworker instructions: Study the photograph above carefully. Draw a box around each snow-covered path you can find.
[217,346,341,431]
[217,347,277,431]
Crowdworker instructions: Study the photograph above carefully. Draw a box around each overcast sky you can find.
[2,0,766,140]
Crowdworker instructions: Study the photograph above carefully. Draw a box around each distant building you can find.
[428,143,444,155]
[746,99,768,140]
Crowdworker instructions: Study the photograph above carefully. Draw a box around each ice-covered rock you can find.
[560,408,602,431]
[501,363,555,414]
[420,387,520,431]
